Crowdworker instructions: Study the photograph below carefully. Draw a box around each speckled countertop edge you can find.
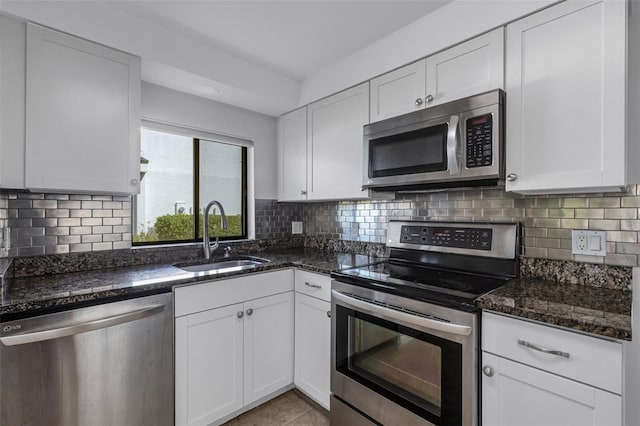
[476,277,632,341]
[1,249,379,319]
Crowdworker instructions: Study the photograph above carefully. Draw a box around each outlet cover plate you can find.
[571,230,606,256]
[291,221,303,234]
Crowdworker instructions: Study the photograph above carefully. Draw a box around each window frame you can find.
[133,125,249,246]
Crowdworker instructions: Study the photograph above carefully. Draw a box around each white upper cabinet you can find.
[277,107,307,201]
[25,23,141,194]
[505,0,628,194]
[369,61,426,122]
[425,28,504,108]
[369,28,504,123]
[306,82,370,200]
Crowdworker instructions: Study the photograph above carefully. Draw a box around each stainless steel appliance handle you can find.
[517,339,570,359]
[446,115,460,176]
[332,290,471,336]
[0,304,165,346]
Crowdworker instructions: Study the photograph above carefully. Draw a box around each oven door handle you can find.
[332,290,472,336]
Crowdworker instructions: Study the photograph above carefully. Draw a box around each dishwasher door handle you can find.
[0,304,165,346]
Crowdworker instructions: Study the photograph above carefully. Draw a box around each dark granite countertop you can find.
[1,249,379,320]
[476,277,632,341]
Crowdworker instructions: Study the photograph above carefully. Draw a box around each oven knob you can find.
[482,366,494,377]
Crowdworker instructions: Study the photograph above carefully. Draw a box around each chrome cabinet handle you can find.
[518,339,570,359]
[326,311,332,318]
[130,179,139,185]
[332,290,471,336]
[246,308,253,316]
[482,366,494,377]
[0,304,165,346]
[426,94,434,103]
[237,311,244,318]
[446,115,460,176]
[415,98,423,106]
[507,173,518,182]
[305,282,322,289]
[300,190,307,196]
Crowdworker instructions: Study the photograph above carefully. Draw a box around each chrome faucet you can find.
[203,200,228,260]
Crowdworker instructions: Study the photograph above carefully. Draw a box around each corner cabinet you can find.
[294,270,332,409]
[174,270,294,426]
[505,0,630,194]
[277,107,307,201]
[369,28,504,123]
[24,23,141,194]
[481,312,622,426]
[278,83,371,201]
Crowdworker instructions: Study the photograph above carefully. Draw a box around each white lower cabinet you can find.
[294,270,332,409]
[174,270,294,426]
[481,312,622,426]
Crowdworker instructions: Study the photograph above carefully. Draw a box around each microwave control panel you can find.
[400,225,493,250]
[465,114,493,168]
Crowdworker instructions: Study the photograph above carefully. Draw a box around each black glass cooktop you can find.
[331,260,511,311]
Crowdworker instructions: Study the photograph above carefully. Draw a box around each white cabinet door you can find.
[278,107,308,201]
[175,303,244,426]
[307,82,369,200]
[505,0,626,194]
[294,293,331,409]
[369,61,426,123]
[243,291,294,405]
[482,352,622,426]
[25,23,141,194]
[425,28,504,107]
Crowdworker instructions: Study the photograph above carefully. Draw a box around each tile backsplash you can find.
[2,185,640,267]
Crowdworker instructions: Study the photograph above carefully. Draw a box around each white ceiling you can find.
[2,0,451,115]
[115,1,450,81]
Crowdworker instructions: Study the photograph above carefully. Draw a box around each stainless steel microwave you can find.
[363,89,504,191]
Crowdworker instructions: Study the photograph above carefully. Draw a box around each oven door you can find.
[331,283,477,426]
[362,114,461,189]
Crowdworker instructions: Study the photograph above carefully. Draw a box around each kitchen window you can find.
[133,123,248,245]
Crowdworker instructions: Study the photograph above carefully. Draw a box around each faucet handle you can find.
[224,246,232,257]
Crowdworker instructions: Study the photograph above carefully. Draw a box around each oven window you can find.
[335,306,462,426]
[369,123,448,178]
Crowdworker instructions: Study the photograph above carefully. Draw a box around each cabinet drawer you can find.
[482,312,622,394]
[295,270,331,302]
[174,269,294,317]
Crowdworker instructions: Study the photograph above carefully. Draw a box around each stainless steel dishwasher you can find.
[0,292,173,426]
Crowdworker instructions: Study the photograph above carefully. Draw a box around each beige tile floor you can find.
[223,390,329,426]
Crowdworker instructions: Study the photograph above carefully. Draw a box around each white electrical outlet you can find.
[571,230,606,256]
[291,221,303,234]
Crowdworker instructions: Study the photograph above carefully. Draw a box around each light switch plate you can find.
[571,229,606,256]
[291,221,303,234]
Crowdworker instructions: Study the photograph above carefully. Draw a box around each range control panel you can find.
[465,113,493,168]
[400,225,493,250]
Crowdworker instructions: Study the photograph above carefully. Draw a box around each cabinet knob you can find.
[415,98,423,106]
[246,308,253,316]
[326,311,332,318]
[237,311,244,318]
[425,94,434,103]
[482,365,494,377]
[506,173,518,182]
[300,190,307,196]
[130,179,139,185]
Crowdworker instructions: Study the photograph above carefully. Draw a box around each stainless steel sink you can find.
[175,256,269,273]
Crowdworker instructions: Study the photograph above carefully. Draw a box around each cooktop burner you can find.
[331,221,520,311]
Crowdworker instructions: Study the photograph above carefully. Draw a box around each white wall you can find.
[141,82,278,199]
[298,0,557,106]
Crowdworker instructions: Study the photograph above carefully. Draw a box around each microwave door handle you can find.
[447,115,460,176]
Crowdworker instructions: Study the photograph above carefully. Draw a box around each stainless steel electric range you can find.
[330,220,520,426]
